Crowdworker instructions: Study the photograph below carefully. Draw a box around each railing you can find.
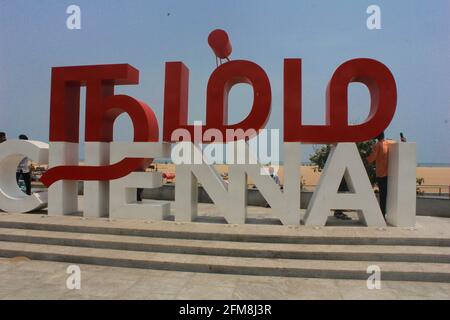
[30,168,450,199]
[416,185,450,198]
[301,184,450,199]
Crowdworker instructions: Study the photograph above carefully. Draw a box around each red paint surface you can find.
[284,58,397,143]
[208,29,232,59]
[163,60,271,142]
[42,64,158,187]
[41,37,398,186]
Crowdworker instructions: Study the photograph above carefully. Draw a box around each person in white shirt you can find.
[16,134,32,195]
[268,166,281,187]
[265,166,281,208]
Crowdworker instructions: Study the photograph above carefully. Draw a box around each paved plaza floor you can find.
[1,199,449,300]
[1,257,449,300]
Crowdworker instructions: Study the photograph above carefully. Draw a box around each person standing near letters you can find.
[16,134,32,195]
[400,132,407,142]
[268,166,281,187]
[367,132,395,218]
[265,166,281,208]
[0,132,6,144]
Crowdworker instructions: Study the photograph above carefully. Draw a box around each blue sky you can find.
[0,0,449,163]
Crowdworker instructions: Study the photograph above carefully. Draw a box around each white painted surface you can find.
[109,142,171,220]
[0,140,49,212]
[48,142,79,216]
[304,143,386,227]
[175,142,301,225]
[84,142,110,218]
[386,143,417,227]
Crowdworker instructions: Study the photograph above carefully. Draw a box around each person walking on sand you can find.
[367,132,395,218]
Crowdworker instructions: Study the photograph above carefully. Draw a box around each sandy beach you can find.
[152,164,450,195]
[33,162,450,196]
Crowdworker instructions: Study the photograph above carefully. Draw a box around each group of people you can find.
[0,132,32,195]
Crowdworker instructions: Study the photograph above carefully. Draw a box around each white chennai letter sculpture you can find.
[0,140,49,213]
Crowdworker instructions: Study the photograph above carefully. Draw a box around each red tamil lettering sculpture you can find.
[163,60,272,143]
[41,64,159,187]
[208,29,233,65]
[284,58,397,143]
[41,29,397,188]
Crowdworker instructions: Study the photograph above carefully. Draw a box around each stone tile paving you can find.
[0,258,448,300]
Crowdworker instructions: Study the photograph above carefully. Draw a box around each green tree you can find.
[309,141,377,185]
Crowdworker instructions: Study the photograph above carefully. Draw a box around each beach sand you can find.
[153,164,450,194]
[33,162,449,196]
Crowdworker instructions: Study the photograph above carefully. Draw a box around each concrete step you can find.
[0,228,449,263]
[0,216,449,246]
[0,241,449,282]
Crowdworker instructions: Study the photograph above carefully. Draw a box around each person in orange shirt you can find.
[367,132,395,217]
